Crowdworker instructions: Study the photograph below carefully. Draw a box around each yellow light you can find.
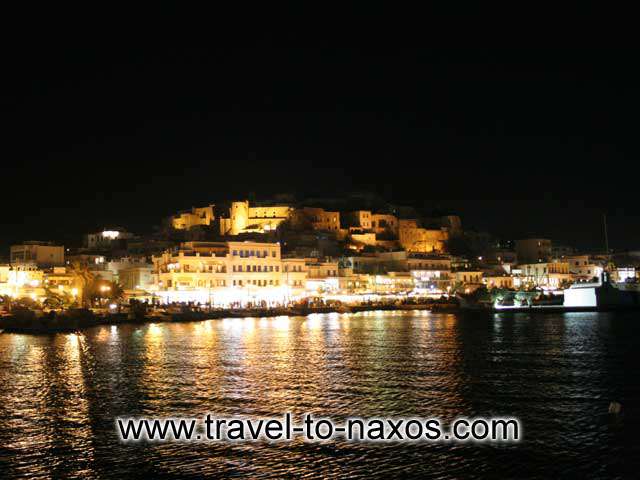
[71,288,78,296]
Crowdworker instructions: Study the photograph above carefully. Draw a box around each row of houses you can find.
[3,236,634,306]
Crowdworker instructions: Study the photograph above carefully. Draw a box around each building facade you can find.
[565,255,603,282]
[152,241,307,305]
[518,261,572,289]
[219,201,293,235]
[171,205,216,230]
[293,207,341,232]
[10,242,64,267]
[398,220,448,253]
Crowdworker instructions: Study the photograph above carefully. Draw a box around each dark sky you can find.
[2,45,638,252]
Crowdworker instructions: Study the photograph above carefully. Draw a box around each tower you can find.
[230,201,250,235]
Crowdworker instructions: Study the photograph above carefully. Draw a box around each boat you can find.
[459,272,640,313]
[563,272,640,309]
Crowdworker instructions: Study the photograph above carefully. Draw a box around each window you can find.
[272,251,276,257]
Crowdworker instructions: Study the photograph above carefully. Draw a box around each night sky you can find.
[3,45,639,253]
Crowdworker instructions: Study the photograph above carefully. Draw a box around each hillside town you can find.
[1,195,636,311]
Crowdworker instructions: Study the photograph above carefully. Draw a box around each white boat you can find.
[563,272,639,309]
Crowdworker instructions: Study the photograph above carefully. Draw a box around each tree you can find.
[43,287,74,309]
[88,279,125,306]
[107,281,124,303]
[68,261,96,307]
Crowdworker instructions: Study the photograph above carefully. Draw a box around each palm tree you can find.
[68,261,95,307]
[43,287,73,310]
[107,281,125,303]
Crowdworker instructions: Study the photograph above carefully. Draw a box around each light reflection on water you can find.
[0,311,639,478]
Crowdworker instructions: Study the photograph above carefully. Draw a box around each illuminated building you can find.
[343,210,400,235]
[118,265,154,291]
[306,260,339,278]
[407,255,451,271]
[10,241,64,268]
[371,213,399,235]
[371,272,415,294]
[170,205,215,230]
[614,267,636,283]
[0,264,46,301]
[293,207,341,232]
[282,258,307,298]
[565,255,604,282]
[483,275,515,289]
[517,261,572,289]
[349,232,377,248]
[341,210,401,250]
[343,210,373,230]
[305,260,340,294]
[453,270,483,291]
[169,201,294,235]
[152,241,307,305]
[219,201,293,235]
[398,220,448,253]
[408,255,452,292]
[44,266,76,291]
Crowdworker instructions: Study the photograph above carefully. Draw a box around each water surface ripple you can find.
[0,311,638,479]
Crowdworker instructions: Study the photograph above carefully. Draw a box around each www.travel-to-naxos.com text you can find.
[116,414,521,443]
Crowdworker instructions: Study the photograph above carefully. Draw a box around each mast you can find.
[603,213,614,275]
[603,213,610,257]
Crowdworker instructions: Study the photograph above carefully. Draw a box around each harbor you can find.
[0,300,455,334]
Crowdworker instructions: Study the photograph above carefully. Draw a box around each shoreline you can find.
[0,303,458,335]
